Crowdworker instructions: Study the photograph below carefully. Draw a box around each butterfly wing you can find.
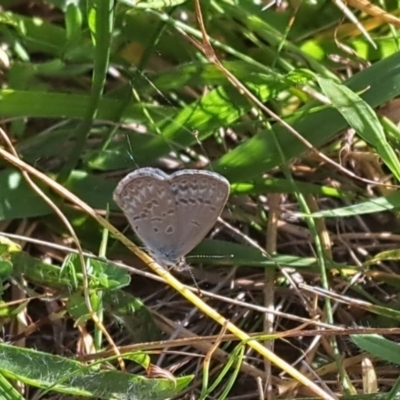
[168,170,230,258]
[113,168,180,262]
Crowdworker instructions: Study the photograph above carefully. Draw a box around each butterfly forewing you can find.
[113,169,179,258]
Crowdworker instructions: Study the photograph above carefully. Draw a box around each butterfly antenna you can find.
[187,266,201,295]
[187,254,234,262]
[176,259,201,294]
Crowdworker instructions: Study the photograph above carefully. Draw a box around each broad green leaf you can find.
[214,51,400,181]
[351,335,400,365]
[318,77,400,181]
[0,343,190,399]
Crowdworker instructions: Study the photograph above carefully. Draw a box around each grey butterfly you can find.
[113,168,230,267]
